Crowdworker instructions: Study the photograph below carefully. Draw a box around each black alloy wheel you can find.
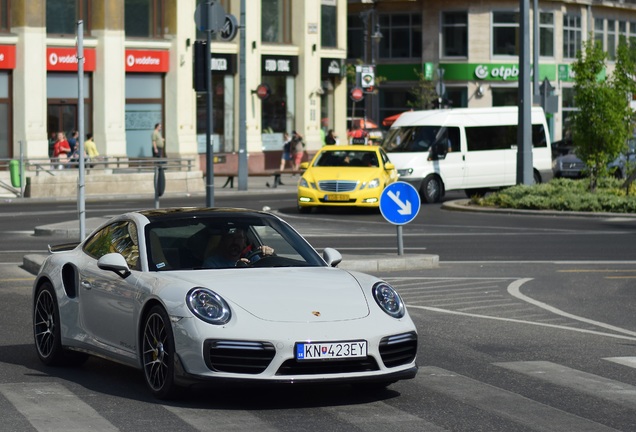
[142,305,177,399]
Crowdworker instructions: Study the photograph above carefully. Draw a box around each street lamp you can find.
[371,24,383,65]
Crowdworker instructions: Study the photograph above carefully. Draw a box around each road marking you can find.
[507,278,636,338]
[417,366,619,432]
[163,405,279,432]
[558,269,636,273]
[0,382,118,432]
[494,361,636,408]
[603,357,636,369]
[324,400,448,432]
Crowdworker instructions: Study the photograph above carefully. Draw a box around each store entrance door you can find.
[47,103,77,157]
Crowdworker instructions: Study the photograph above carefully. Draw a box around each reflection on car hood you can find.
[173,267,370,322]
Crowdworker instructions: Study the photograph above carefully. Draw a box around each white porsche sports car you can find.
[33,208,418,399]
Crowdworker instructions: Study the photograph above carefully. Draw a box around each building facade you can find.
[348,0,636,142]
[3,0,636,167]
[0,0,348,172]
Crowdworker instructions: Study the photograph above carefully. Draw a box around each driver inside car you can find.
[203,227,274,268]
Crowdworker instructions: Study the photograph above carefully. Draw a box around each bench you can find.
[213,170,304,188]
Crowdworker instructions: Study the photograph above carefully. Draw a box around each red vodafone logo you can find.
[125,50,169,73]
[47,47,96,71]
[350,87,364,102]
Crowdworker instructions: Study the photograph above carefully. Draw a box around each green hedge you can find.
[472,178,636,213]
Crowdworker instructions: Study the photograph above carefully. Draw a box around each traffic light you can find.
[193,41,207,92]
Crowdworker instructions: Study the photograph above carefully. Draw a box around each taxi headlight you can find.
[362,178,380,189]
[186,288,231,325]
[372,282,405,318]
[299,177,310,188]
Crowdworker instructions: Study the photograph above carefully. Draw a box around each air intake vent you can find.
[204,340,276,374]
[379,332,417,368]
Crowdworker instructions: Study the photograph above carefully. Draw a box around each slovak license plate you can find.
[325,194,349,202]
[296,340,367,361]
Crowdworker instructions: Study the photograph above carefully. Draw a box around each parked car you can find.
[33,208,418,399]
[297,145,398,212]
[552,138,636,179]
[346,117,385,144]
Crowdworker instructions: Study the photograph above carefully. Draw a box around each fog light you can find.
[363,198,378,203]
[299,197,312,203]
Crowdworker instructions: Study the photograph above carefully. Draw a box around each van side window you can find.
[466,124,548,151]
[532,124,548,148]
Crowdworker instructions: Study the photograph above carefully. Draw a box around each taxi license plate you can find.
[296,340,367,361]
[325,194,349,202]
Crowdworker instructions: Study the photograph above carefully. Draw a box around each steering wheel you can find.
[243,249,265,262]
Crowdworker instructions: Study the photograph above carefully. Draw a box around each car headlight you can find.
[362,178,380,189]
[186,287,231,325]
[299,177,309,188]
[372,282,405,318]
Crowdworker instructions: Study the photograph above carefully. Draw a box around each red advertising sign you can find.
[125,49,169,73]
[0,45,16,69]
[47,47,96,71]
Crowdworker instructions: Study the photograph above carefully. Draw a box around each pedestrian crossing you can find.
[1,357,634,431]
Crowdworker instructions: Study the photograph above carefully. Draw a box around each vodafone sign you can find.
[47,47,96,71]
[0,45,16,69]
[125,50,169,73]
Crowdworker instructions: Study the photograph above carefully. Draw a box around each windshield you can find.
[313,150,380,167]
[382,126,458,153]
[145,214,325,271]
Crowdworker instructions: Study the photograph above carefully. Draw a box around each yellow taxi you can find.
[297,145,398,213]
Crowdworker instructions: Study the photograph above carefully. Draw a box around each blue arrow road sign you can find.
[380,181,421,225]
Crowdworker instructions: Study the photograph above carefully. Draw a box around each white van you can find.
[381,107,553,203]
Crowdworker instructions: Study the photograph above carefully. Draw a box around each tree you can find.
[406,68,438,110]
[572,37,636,191]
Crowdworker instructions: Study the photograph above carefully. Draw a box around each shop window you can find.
[0,72,8,158]
[539,12,554,57]
[446,87,467,108]
[321,0,337,48]
[378,13,422,59]
[125,74,163,158]
[47,0,91,36]
[125,0,164,38]
[261,75,293,134]
[441,11,467,57]
[347,14,364,60]
[492,87,518,107]
[262,0,291,44]
[492,11,519,56]
[563,14,581,60]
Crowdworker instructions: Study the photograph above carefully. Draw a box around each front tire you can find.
[142,305,178,399]
[420,176,443,203]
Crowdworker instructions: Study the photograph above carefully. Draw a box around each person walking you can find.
[151,123,165,158]
[279,132,292,171]
[291,130,305,170]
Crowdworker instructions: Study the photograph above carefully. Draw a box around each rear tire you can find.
[33,282,84,366]
[420,176,443,203]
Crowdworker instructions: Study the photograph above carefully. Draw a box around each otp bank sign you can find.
[125,50,169,73]
[474,64,519,81]
[47,47,96,71]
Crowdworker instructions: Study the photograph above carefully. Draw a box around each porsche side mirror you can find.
[323,247,342,267]
[98,253,131,278]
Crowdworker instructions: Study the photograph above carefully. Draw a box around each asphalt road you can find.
[1,190,635,431]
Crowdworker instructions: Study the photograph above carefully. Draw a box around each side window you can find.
[465,125,517,151]
[447,127,461,152]
[84,221,141,270]
[532,124,548,148]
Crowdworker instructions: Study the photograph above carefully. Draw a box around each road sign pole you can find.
[397,225,404,255]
